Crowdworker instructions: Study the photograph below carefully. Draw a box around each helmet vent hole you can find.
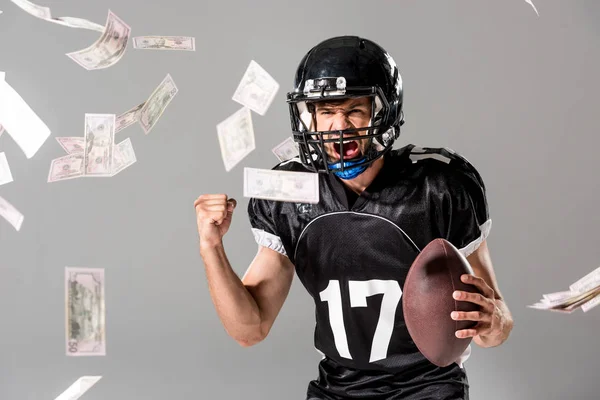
[359,40,366,49]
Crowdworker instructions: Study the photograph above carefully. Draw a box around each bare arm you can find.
[200,243,295,347]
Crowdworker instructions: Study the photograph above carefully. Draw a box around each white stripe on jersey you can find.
[294,211,421,261]
[455,344,471,368]
[409,153,451,164]
[458,219,492,258]
[251,228,288,256]
[279,156,302,167]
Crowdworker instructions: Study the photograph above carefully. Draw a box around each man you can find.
[195,36,513,399]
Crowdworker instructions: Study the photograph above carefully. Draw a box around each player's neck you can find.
[339,156,385,195]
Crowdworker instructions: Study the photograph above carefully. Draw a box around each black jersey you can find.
[247,144,491,400]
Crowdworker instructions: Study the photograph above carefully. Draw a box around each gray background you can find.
[1,0,599,399]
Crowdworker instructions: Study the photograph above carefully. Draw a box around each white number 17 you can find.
[319,279,402,363]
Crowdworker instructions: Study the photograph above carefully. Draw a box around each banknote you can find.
[243,167,320,204]
[11,0,104,31]
[56,137,85,154]
[217,107,255,171]
[50,16,105,32]
[529,294,589,313]
[65,267,106,356]
[542,291,572,302]
[83,114,115,177]
[0,71,51,158]
[524,0,539,16]
[570,266,600,293]
[112,138,137,176]
[0,195,24,231]
[0,152,13,185]
[529,274,600,314]
[10,0,51,20]
[48,154,84,182]
[67,11,131,71]
[272,137,299,162]
[232,60,279,116]
[116,103,144,133]
[139,74,178,134]
[54,376,102,400]
[133,36,195,51]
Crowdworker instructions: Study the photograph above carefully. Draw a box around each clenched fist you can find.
[194,194,237,248]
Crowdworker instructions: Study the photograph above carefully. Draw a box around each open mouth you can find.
[333,140,361,160]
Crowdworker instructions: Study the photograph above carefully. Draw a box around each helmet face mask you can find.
[286,36,404,175]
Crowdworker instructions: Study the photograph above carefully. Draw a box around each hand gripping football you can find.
[402,238,481,367]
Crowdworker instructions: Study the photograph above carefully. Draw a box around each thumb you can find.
[227,198,237,213]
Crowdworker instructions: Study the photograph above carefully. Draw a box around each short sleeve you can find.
[247,197,288,257]
[442,156,492,258]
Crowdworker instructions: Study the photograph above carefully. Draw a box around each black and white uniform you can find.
[247,144,491,400]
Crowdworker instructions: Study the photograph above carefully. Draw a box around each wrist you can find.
[199,239,224,255]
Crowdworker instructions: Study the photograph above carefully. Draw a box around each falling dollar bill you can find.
[83,114,115,177]
[66,267,106,356]
[112,138,137,176]
[133,36,195,51]
[272,137,299,162]
[217,107,255,171]
[232,60,279,116]
[0,195,24,231]
[0,71,51,158]
[570,266,600,293]
[56,137,85,154]
[529,266,600,313]
[54,376,102,400]
[116,102,144,133]
[48,154,84,183]
[0,152,13,185]
[244,167,320,204]
[67,10,131,70]
[524,0,539,16]
[10,0,51,19]
[139,74,178,134]
[51,16,104,32]
[10,0,104,31]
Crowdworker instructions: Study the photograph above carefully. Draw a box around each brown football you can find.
[402,238,481,367]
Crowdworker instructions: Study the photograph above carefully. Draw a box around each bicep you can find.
[241,245,295,337]
[466,240,504,300]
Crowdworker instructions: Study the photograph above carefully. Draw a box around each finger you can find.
[204,204,228,212]
[194,194,227,208]
[451,310,490,323]
[453,291,493,311]
[209,214,227,225]
[461,274,495,299]
[227,198,237,211]
[455,328,479,339]
[202,199,231,207]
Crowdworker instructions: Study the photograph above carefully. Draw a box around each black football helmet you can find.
[286,36,404,177]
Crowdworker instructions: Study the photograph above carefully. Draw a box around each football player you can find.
[195,36,514,399]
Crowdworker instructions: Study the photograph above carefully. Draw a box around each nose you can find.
[329,112,353,131]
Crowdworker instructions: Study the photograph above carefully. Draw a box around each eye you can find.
[319,110,333,115]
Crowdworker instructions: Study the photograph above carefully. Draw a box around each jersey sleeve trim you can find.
[251,228,288,256]
[454,344,472,368]
[457,218,492,257]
